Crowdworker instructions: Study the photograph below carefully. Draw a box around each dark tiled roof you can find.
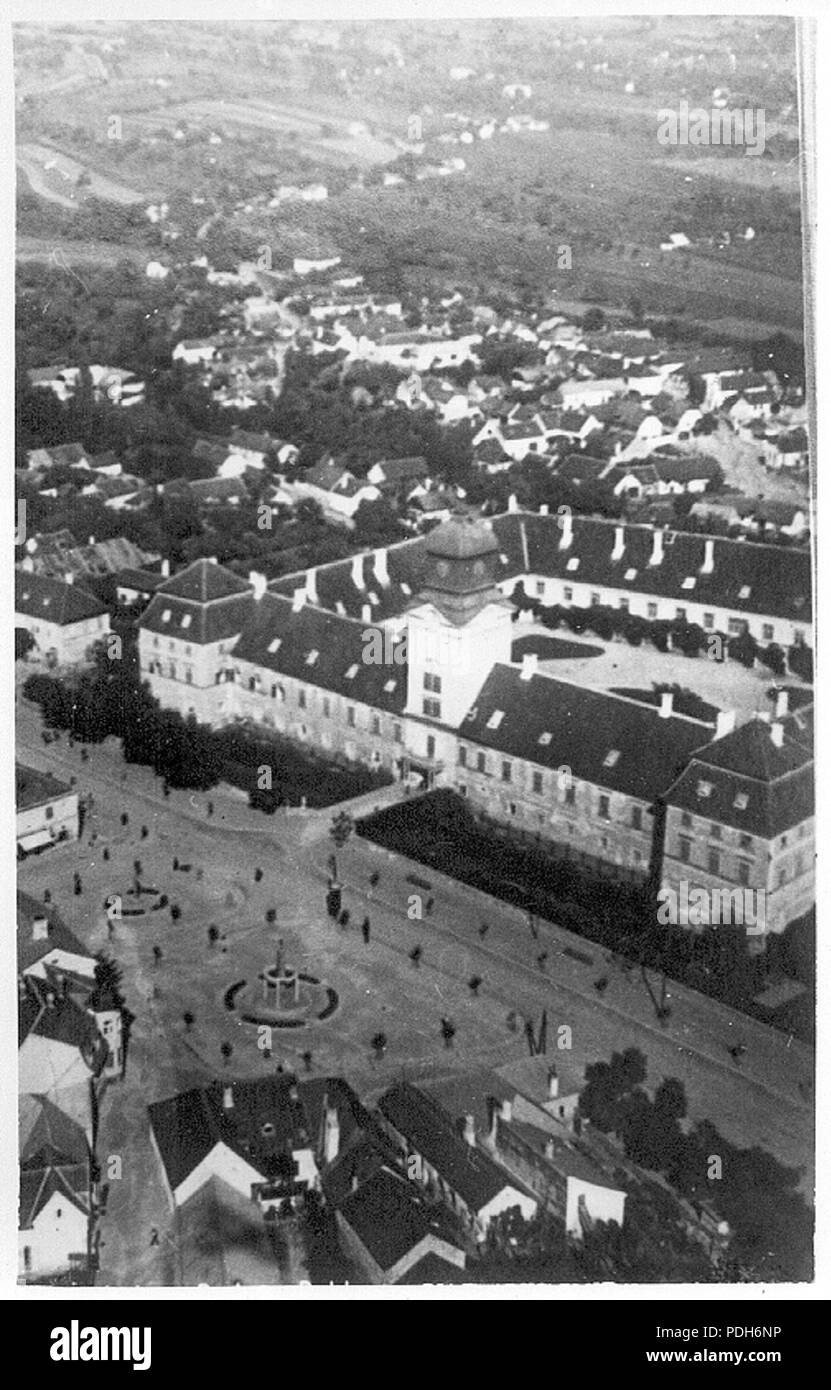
[338,1166,461,1272]
[148,1074,367,1194]
[233,594,408,712]
[142,590,254,646]
[15,572,108,626]
[460,665,710,801]
[17,892,90,974]
[19,977,107,1072]
[160,559,252,603]
[377,1083,519,1214]
[19,1162,90,1229]
[663,719,814,837]
[16,764,74,812]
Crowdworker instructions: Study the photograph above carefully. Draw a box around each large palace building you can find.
[138,510,814,943]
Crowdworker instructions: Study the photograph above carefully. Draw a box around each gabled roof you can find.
[19,977,107,1073]
[17,892,91,975]
[16,764,74,812]
[337,1165,464,1272]
[15,573,108,626]
[460,665,710,800]
[148,1074,368,1194]
[377,1083,521,1213]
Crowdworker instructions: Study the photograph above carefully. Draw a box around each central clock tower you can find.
[405,515,514,728]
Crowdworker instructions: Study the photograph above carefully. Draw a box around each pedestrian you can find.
[81,748,89,763]
[537,951,548,971]
[162,782,170,799]
[425,897,434,915]
[410,945,422,968]
[339,909,350,929]
[207,801,214,817]
[173,856,179,871]
[150,1228,159,1247]
[361,917,370,945]
[479,922,489,939]
[369,871,380,889]
[141,825,148,839]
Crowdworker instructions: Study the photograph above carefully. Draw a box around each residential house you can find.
[660,703,814,945]
[16,765,79,856]
[376,1083,537,1242]
[19,1096,93,1284]
[15,572,111,668]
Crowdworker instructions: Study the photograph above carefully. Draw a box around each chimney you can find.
[292,587,306,613]
[558,510,573,550]
[88,535,96,546]
[715,710,736,740]
[64,572,74,585]
[463,1114,476,1147]
[161,558,171,578]
[539,503,549,515]
[32,914,49,942]
[248,570,267,601]
[649,529,664,566]
[351,552,365,590]
[544,1138,555,1160]
[771,722,785,748]
[21,556,34,572]
[305,568,318,604]
[361,603,372,625]
[520,652,538,680]
[45,989,56,1010]
[500,1098,513,1125]
[548,1065,559,1100]
[373,548,390,587]
[775,689,789,719]
[222,1085,234,1110]
[611,525,625,561]
[659,691,674,719]
[508,493,518,513]
[324,1102,340,1164]
[700,538,715,574]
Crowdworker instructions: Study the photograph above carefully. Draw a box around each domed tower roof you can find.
[420,515,506,625]
[426,515,500,561]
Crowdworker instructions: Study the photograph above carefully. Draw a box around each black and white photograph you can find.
[8,1,821,1308]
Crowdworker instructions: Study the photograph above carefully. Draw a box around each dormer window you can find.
[162,609,171,623]
[603,749,621,768]
[624,568,637,582]
[383,679,396,693]
[345,664,359,679]
[181,613,192,628]
[682,577,695,590]
[306,649,319,666]
[486,710,504,729]
[696,780,713,799]
[268,638,281,654]
[401,583,412,596]
[538,732,552,745]
[734,792,749,810]
[566,557,579,572]
[739,585,751,599]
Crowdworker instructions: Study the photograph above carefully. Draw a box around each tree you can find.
[440,1017,456,1048]
[371,1031,387,1060]
[15,628,34,661]
[328,811,354,881]
[183,1011,195,1032]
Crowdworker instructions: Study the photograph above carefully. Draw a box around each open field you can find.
[129,98,400,168]
[15,235,149,267]
[17,142,143,207]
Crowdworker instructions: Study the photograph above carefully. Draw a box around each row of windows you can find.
[676,838,808,886]
[530,586,783,642]
[679,812,809,851]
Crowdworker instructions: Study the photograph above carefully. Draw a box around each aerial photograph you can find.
[13,13,814,1292]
